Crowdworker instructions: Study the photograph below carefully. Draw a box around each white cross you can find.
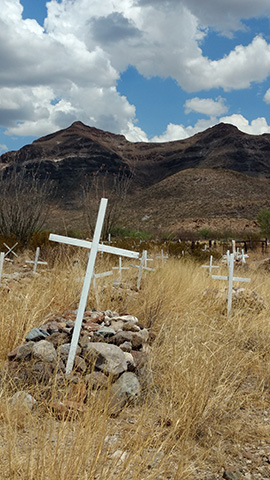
[0,252,4,286]
[130,250,155,290]
[26,247,48,274]
[143,250,154,268]
[232,240,236,256]
[222,250,231,265]
[49,198,139,375]
[108,233,112,244]
[156,249,168,264]
[236,249,249,264]
[112,257,129,285]
[202,255,219,274]
[4,242,18,258]
[212,253,250,318]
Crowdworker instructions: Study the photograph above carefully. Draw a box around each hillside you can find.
[1,121,270,234]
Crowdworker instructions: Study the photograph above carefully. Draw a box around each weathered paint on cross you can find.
[49,198,139,375]
[26,247,48,274]
[0,252,4,286]
[4,242,18,258]
[202,255,219,274]
[212,253,250,318]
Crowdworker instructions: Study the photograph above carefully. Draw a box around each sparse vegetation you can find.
[0,249,270,479]
[257,208,270,238]
[0,167,54,246]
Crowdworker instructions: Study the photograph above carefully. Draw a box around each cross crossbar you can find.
[49,234,138,259]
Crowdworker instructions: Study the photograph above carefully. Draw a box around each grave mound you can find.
[5,309,153,416]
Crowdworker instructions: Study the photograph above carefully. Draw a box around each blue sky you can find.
[1,0,270,153]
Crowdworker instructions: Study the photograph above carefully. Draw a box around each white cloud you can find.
[0,144,8,154]
[151,115,270,142]
[1,0,270,144]
[264,88,270,103]
[219,114,270,135]
[137,0,270,33]
[184,97,228,116]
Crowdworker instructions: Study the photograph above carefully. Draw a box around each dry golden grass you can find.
[0,250,270,479]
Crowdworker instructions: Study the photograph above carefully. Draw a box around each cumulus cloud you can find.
[151,115,270,143]
[1,0,270,145]
[184,97,228,116]
[136,0,270,33]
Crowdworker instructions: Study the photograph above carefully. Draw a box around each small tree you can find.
[256,208,270,238]
[82,165,134,239]
[0,166,54,245]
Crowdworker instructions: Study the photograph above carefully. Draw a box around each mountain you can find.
[1,121,270,234]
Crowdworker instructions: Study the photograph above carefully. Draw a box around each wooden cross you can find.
[0,252,4,286]
[130,250,155,290]
[202,255,219,274]
[4,242,18,258]
[112,257,129,285]
[49,198,139,375]
[26,247,48,274]
[212,253,250,318]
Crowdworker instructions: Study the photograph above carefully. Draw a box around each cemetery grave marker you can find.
[112,257,129,285]
[212,253,250,318]
[156,249,168,264]
[49,198,139,375]
[202,255,219,274]
[4,242,18,258]
[130,250,155,290]
[26,247,48,274]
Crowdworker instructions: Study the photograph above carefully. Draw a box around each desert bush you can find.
[0,166,54,245]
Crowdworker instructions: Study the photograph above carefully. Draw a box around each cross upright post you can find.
[112,256,129,284]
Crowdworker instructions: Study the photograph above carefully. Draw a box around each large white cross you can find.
[26,247,48,274]
[212,253,250,318]
[49,198,139,375]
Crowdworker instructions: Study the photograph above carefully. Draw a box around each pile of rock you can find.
[6,309,153,414]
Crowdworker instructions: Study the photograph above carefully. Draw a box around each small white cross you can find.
[222,250,231,265]
[4,242,18,258]
[236,249,249,264]
[202,255,219,274]
[130,250,155,289]
[0,252,4,286]
[26,247,48,274]
[112,256,129,285]
[49,198,139,375]
[212,253,250,318]
[156,249,168,264]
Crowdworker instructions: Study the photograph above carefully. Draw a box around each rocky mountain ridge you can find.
[1,121,270,233]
